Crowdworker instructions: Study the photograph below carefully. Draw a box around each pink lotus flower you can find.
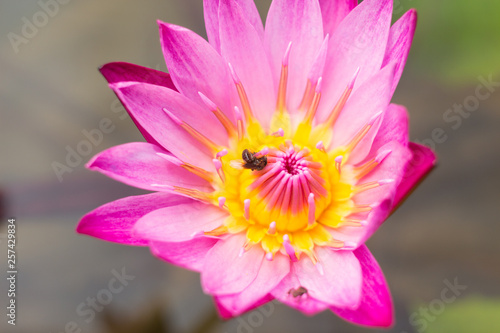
[77,0,436,327]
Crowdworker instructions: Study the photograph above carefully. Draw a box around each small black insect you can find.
[288,286,308,298]
[241,149,268,171]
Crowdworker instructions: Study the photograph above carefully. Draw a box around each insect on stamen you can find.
[241,149,268,171]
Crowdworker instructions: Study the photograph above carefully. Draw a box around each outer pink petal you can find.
[329,141,412,246]
[270,266,329,315]
[369,103,410,154]
[158,21,236,124]
[202,234,264,295]
[218,0,276,127]
[318,0,392,121]
[77,192,189,245]
[86,142,213,192]
[318,0,357,37]
[150,238,219,272]
[295,248,362,309]
[133,201,227,242]
[100,62,177,146]
[393,142,436,208]
[113,82,222,170]
[214,294,274,320]
[265,0,324,111]
[100,62,177,89]
[331,245,394,328]
[329,64,396,164]
[383,9,417,95]
[216,253,290,316]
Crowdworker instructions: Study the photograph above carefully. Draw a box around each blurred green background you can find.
[1,0,499,332]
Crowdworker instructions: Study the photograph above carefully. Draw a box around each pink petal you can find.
[203,0,222,52]
[216,253,289,316]
[204,0,265,53]
[158,21,236,124]
[214,294,274,320]
[264,0,324,111]
[317,0,392,121]
[100,62,177,89]
[201,234,264,295]
[113,82,224,170]
[218,0,276,127]
[295,248,362,309]
[86,142,213,192]
[331,245,394,328]
[318,0,357,37]
[100,62,177,146]
[150,238,219,272]
[271,266,330,315]
[329,64,396,163]
[383,9,417,95]
[234,0,265,39]
[393,142,436,208]
[369,103,410,153]
[329,141,412,246]
[133,201,228,242]
[354,141,412,207]
[77,192,189,245]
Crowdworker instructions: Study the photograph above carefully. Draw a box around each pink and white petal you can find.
[393,142,436,209]
[100,62,177,146]
[354,141,412,206]
[86,142,213,192]
[329,141,412,246]
[204,0,222,52]
[265,0,324,111]
[202,234,264,295]
[114,82,219,170]
[235,0,265,39]
[218,0,276,127]
[204,0,265,52]
[295,248,362,309]
[77,192,189,246]
[133,201,228,243]
[383,9,417,95]
[344,108,384,166]
[150,237,219,272]
[369,103,410,154]
[216,253,290,316]
[318,0,357,37]
[327,200,392,251]
[329,64,396,163]
[317,0,392,120]
[159,21,236,124]
[331,245,393,328]
[271,268,330,315]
